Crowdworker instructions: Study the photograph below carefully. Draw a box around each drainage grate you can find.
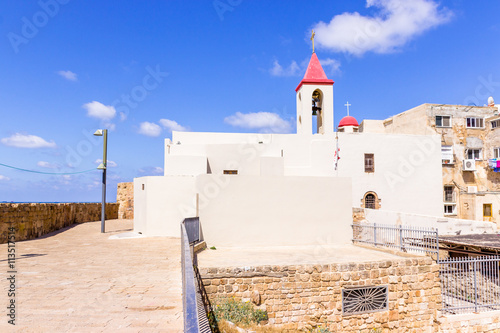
[342,285,388,315]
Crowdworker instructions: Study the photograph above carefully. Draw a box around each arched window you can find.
[312,89,324,134]
[362,192,380,209]
[365,194,376,209]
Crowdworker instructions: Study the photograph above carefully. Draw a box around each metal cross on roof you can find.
[345,101,351,116]
[311,30,315,53]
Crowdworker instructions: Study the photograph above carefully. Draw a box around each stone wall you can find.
[437,311,500,332]
[117,182,134,219]
[201,257,441,332]
[0,203,118,243]
[201,257,500,332]
[352,207,365,223]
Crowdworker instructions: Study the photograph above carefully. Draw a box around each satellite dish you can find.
[488,96,495,107]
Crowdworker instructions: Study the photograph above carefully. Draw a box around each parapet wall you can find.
[0,203,118,243]
[117,182,134,219]
[201,257,441,332]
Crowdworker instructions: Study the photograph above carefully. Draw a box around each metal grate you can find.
[342,286,388,315]
[365,194,376,209]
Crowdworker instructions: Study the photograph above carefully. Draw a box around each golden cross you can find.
[311,30,316,53]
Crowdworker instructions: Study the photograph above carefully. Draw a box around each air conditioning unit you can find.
[467,186,477,193]
[463,159,476,171]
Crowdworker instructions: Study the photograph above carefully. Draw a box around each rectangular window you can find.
[364,154,374,173]
[467,149,482,160]
[492,120,500,129]
[483,204,493,217]
[444,204,456,215]
[495,148,500,159]
[436,115,451,127]
[223,170,238,175]
[441,145,453,164]
[444,185,455,203]
[466,117,484,128]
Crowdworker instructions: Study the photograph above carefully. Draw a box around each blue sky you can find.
[0,0,499,202]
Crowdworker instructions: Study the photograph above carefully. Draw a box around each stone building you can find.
[360,100,500,225]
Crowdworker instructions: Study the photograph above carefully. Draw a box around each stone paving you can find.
[0,219,183,333]
[198,243,406,268]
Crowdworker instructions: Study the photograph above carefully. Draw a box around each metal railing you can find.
[351,223,500,315]
[185,217,200,244]
[352,223,439,259]
[181,219,213,333]
[440,255,500,314]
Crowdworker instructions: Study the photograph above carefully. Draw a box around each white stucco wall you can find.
[162,130,444,217]
[337,132,444,216]
[165,155,207,176]
[196,175,352,247]
[362,208,496,235]
[134,176,197,237]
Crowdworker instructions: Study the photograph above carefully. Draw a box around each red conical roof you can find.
[295,53,334,91]
[338,116,359,128]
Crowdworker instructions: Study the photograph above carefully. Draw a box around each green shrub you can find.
[213,297,268,326]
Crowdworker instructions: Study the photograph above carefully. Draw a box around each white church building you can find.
[133,52,445,247]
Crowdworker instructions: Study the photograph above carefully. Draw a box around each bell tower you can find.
[296,32,334,135]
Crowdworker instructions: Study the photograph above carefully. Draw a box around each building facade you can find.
[361,101,500,225]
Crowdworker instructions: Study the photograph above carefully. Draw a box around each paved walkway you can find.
[0,220,183,332]
[198,244,407,268]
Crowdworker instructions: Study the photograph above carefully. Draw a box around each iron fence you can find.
[351,223,439,259]
[440,255,500,314]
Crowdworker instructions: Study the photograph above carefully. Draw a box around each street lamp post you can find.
[94,129,108,233]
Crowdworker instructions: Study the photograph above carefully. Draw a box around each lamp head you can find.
[94,129,103,136]
[97,163,106,170]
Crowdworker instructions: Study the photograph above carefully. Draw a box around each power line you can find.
[0,162,96,175]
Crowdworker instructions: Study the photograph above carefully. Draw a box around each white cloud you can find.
[320,58,341,75]
[138,166,164,175]
[103,122,116,131]
[0,175,10,181]
[138,121,162,137]
[83,101,116,120]
[95,159,118,167]
[37,161,59,169]
[270,57,341,77]
[269,60,301,77]
[313,0,452,56]
[57,70,78,81]
[1,133,56,148]
[224,112,293,133]
[61,175,72,185]
[159,119,187,132]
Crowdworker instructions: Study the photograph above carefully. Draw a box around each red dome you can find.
[338,116,359,127]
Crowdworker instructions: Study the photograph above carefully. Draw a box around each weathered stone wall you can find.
[437,311,500,332]
[352,207,365,223]
[0,203,118,243]
[117,182,134,219]
[201,257,441,332]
